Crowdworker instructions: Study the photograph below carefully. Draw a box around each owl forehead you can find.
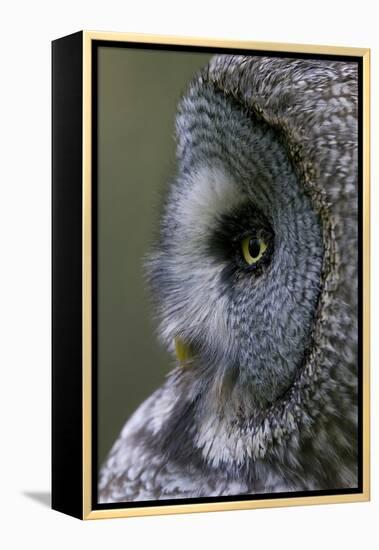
[174,164,245,238]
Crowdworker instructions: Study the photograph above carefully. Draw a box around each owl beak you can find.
[174,336,193,367]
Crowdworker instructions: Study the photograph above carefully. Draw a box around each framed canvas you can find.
[52,31,370,520]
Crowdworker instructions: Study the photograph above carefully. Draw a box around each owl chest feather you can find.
[99,364,354,503]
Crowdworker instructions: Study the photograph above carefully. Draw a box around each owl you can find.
[99,55,359,502]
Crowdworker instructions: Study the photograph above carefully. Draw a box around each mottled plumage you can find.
[99,55,358,503]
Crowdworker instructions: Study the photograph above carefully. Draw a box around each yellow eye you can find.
[241,235,268,265]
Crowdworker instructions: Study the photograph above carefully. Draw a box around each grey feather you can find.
[99,55,358,503]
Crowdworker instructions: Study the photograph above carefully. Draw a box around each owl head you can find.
[145,55,358,472]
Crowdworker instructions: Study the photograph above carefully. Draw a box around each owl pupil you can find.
[248,238,261,258]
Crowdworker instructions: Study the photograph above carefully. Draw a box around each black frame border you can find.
[52,31,84,519]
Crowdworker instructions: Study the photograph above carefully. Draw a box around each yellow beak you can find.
[174,336,193,367]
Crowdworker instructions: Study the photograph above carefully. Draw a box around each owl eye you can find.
[241,235,268,265]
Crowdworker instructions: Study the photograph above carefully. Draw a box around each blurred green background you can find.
[97,46,212,466]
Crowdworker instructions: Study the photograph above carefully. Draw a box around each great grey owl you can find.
[99,54,359,503]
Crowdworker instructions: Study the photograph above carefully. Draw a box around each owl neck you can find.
[157,361,349,489]
[161,364,280,470]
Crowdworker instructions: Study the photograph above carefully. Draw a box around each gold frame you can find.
[81,31,371,520]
